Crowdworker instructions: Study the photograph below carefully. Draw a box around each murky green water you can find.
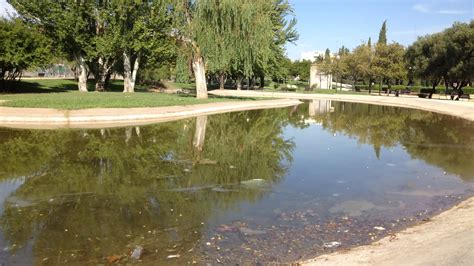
[0,100,473,264]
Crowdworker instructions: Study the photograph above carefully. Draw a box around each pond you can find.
[0,100,473,264]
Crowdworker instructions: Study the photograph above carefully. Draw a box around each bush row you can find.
[355,85,474,94]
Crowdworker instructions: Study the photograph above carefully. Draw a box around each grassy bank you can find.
[0,79,248,109]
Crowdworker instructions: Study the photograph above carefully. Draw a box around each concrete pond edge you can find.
[0,98,302,129]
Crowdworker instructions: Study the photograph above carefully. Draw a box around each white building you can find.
[310,64,332,89]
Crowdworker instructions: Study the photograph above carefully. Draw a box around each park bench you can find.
[417,88,437,99]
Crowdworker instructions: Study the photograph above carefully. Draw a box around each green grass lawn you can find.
[0,79,250,109]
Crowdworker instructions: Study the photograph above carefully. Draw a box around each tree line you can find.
[314,20,472,95]
[6,0,298,98]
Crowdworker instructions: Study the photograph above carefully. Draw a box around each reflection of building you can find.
[310,64,332,89]
[306,99,334,124]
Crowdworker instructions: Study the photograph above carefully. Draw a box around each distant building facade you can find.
[310,64,332,89]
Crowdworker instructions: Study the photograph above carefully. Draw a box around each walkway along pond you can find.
[0,100,473,264]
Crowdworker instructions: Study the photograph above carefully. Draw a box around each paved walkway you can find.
[0,99,302,129]
[210,90,474,121]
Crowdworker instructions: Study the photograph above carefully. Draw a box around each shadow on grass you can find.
[0,79,148,94]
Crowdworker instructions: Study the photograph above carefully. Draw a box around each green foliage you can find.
[288,60,311,81]
[0,18,51,84]
[373,42,407,86]
[175,52,191,83]
[406,20,473,90]
[377,20,387,45]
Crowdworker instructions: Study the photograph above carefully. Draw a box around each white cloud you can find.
[436,10,468,14]
[412,4,430,13]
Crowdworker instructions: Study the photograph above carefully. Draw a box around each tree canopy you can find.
[0,18,51,90]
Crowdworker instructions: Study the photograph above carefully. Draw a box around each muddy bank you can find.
[300,196,474,265]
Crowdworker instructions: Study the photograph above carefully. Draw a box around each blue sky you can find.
[1,0,472,60]
[286,0,473,60]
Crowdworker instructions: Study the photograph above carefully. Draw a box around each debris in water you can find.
[167,254,180,259]
[211,187,238,193]
[239,227,267,236]
[130,246,144,260]
[323,242,341,248]
[329,200,376,217]
[229,165,237,169]
[240,179,269,188]
[106,255,122,264]
[374,226,386,231]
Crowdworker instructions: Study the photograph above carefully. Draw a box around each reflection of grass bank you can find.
[0,79,253,109]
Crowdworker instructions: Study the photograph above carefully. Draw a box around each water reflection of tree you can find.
[297,101,474,181]
[0,109,294,263]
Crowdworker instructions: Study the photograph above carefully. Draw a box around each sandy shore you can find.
[209,90,474,266]
[0,99,301,129]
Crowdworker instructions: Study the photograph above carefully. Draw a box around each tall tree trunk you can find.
[130,54,140,92]
[192,53,208,99]
[123,52,141,93]
[123,52,132,93]
[77,55,88,92]
[236,76,243,90]
[218,71,225,90]
[95,57,112,92]
[259,75,265,88]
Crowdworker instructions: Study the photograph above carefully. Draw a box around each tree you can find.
[8,1,96,92]
[406,33,445,97]
[442,21,473,90]
[288,60,311,81]
[113,1,174,93]
[344,44,371,91]
[377,20,387,45]
[373,42,407,93]
[0,18,51,91]
[330,46,349,91]
[252,0,298,90]
[324,48,331,61]
[171,1,276,98]
[406,21,473,94]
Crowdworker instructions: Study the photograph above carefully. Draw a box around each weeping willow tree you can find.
[172,0,276,98]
